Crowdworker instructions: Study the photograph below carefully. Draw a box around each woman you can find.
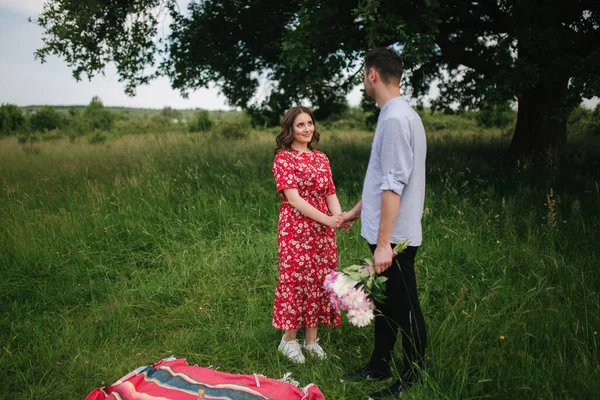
[272,106,348,363]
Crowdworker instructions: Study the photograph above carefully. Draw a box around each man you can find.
[340,47,427,399]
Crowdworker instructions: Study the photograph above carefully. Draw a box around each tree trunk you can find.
[504,77,570,164]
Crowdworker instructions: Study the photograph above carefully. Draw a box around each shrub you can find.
[41,130,63,141]
[567,105,600,137]
[590,104,600,137]
[150,114,173,131]
[88,132,107,144]
[113,120,153,135]
[322,107,368,130]
[30,106,65,132]
[0,103,26,135]
[63,108,90,140]
[161,106,182,121]
[190,110,214,132]
[475,103,516,128]
[215,121,248,139]
[567,106,592,137]
[84,96,114,131]
[313,98,349,121]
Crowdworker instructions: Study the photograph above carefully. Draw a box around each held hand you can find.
[373,245,393,274]
[337,212,354,232]
[339,221,353,232]
[326,214,343,229]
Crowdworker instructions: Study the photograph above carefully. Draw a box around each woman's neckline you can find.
[291,148,314,154]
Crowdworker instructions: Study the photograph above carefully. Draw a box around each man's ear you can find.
[368,67,378,83]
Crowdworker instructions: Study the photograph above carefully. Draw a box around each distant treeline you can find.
[2,97,599,144]
[0,96,237,143]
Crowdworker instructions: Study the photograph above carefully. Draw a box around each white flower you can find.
[330,274,357,297]
[343,288,368,309]
[347,308,375,327]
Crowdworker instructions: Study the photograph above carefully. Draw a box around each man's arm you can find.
[373,118,412,274]
[373,191,400,274]
[342,199,362,223]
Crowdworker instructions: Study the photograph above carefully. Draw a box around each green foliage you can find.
[322,107,368,131]
[360,95,380,130]
[568,105,600,137]
[312,97,349,122]
[34,0,177,95]
[214,121,248,140]
[30,106,65,132]
[475,103,516,129]
[112,120,154,135]
[150,114,173,129]
[591,104,600,137]
[35,0,600,155]
[84,96,114,131]
[67,112,88,141]
[189,110,214,133]
[0,103,26,135]
[16,133,28,144]
[1,127,599,398]
[88,131,107,144]
[161,106,182,121]
[418,110,480,133]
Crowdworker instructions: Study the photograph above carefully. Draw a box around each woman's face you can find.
[292,112,314,147]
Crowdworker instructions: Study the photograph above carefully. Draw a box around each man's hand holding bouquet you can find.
[324,240,410,327]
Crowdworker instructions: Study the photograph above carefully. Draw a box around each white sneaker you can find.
[303,339,327,359]
[278,336,306,364]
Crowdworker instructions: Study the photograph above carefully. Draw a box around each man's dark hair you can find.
[364,47,404,84]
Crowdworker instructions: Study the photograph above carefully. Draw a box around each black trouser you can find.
[367,243,426,385]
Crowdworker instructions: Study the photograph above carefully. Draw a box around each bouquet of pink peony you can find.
[324,241,410,327]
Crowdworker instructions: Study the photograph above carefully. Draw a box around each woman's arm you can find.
[326,194,342,216]
[328,194,354,231]
[283,189,340,228]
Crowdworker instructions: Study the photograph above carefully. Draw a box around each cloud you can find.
[0,0,45,17]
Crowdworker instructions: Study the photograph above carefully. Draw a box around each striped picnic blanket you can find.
[86,357,325,400]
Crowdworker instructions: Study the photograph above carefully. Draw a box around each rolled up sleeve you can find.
[378,118,413,196]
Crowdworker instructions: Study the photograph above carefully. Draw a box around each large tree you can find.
[35,0,600,160]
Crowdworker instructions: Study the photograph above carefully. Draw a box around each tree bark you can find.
[504,76,570,164]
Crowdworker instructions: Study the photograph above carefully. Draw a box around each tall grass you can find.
[1,123,598,399]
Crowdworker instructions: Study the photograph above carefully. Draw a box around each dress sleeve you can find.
[272,151,297,193]
[322,152,337,197]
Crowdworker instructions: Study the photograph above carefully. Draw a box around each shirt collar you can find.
[380,96,403,114]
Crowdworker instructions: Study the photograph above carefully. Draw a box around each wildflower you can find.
[545,188,557,228]
[500,335,505,340]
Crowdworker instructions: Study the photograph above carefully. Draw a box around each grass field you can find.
[1,118,599,399]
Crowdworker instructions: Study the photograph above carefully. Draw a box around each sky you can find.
[0,0,596,111]
[0,0,363,110]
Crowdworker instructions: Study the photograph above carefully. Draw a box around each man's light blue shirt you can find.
[361,96,427,246]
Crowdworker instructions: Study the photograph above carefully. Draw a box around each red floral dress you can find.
[272,149,341,330]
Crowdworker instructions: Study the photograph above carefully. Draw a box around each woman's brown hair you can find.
[274,106,320,154]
